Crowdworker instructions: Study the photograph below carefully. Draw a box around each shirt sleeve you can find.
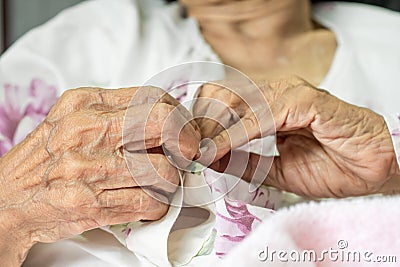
[384,114,400,167]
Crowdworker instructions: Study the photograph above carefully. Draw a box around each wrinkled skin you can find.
[0,86,200,266]
[194,77,400,198]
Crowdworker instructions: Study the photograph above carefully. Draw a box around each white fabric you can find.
[0,0,396,266]
[313,2,400,115]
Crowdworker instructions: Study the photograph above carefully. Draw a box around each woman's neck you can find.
[182,0,336,85]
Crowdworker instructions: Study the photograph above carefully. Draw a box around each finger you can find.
[48,86,198,130]
[93,87,140,110]
[380,177,400,195]
[97,86,194,125]
[54,103,198,158]
[261,157,285,191]
[264,134,336,197]
[77,86,182,111]
[196,80,276,164]
[124,103,193,147]
[277,129,315,140]
[124,103,201,167]
[47,87,140,121]
[157,88,200,132]
[264,134,311,194]
[262,77,331,133]
[123,153,180,193]
[194,82,247,137]
[164,116,202,168]
[131,86,200,132]
[48,109,125,154]
[199,113,262,164]
[97,189,169,223]
[47,88,102,120]
[193,97,237,138]
[209,152,272,188]
[49,150,180,194]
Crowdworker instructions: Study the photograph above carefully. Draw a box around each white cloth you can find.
[313,2,400,115]
[0,0,397,266]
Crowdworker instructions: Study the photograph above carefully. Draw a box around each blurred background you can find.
[0,0,84,53]
[0,0,399,53]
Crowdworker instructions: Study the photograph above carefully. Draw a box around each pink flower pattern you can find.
[0,78,58,156]
[214,199,262,257]
[165,78,189,102]
[391,129,400,137]
[204,169,279,257]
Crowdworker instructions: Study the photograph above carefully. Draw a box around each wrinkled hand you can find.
[0,86,200,265]
[194,77,400,198]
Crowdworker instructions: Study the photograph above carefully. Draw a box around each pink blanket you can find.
[219,195,400,266]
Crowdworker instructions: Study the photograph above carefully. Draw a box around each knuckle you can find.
[199,82,221,97]
[58,113,84,133]
[146,104,170,135]
[214,132,227,148]
[60,88,86,103]
[267,76,306,92]
[159,102,175,113]
[54,153,86,180]
[287,75,306,86]
[243,114,258,129]
[60,87,101,106]
[302,84,330,105]
[153,102,174,117]
[227,93,242,109]
[298,84,316,98]
[98,190,113,208]
[53,88,89,118]
[147,85,165,94]
[49,112,96,149]
[143,86,166,100]
[156,157,178,183]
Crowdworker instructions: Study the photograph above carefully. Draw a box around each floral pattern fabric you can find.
[203,169,280,257]
[0,79,58,156]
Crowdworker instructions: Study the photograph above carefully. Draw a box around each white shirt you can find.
[0,0,399,266]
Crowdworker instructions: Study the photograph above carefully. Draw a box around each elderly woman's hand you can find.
[0,86,200,266]
[194,77,400,198]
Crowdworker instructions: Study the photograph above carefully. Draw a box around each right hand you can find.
[0,86,200,265]
[194,77,400,198]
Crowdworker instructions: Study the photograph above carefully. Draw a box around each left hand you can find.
[193,76,400,198]
[0,86,200,266]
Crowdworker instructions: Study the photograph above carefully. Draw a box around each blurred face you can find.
[179,0,308,23]
[179,0,305,8]
[180,0,231,4]
[181,0,271,4]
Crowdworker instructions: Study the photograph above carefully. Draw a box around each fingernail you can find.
[200,145,209,155]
